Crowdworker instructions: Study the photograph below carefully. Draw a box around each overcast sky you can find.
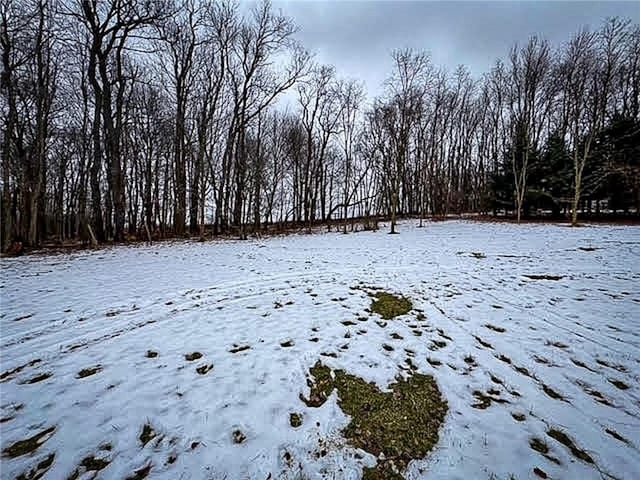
[272,1,640,97]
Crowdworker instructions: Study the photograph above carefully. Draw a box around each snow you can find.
[1,220,639,480]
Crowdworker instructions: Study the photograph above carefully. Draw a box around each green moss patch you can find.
[301,361,447,476]
[2,426,55,458]
[370,292,412,320]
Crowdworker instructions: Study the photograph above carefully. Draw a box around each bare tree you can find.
[507,36,554,223]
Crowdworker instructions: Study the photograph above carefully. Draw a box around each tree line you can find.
[2,0,639,250]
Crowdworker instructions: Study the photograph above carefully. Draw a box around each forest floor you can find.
[1,220,639,480]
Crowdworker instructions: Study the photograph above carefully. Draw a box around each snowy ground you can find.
[1,220,639,480]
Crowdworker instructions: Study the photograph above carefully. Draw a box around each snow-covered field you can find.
[1,220,639,480]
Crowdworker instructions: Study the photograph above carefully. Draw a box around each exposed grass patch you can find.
[597,359,627,372]
[125,464,151,480]
[471,390,509,409]
[575,380,612,406]
[605,428,629,444]
[571,358,596,372]
[430,340,447,351]
[232,430,246,444]
[609,378,629,390]
[513,365,532,378]
[524,274,564,281]
[184,352,202,361]
[68,455,111,480]
[496,354,512,364]
[530,437,549,454]
[2,426,55,458]
[511,412,526,421]
[196,364,213,375]
[404,357,418,371]
[485,324,506,333]
[289,413,302,428]
[427,358,442,367]
[541,384,564,400]
[533,467,548,478]
[77,366,102,378]
[437,329,452,340]
[362,466,405,479]
[546,428,594,464]
[301,361,447,477]
[139,424,156,446]
[229,345,251,354]
[16,453,55,480]
[1,359,42,382]
[22,372,52,384]
[370,291,412,320]
[463,355,477,366]
[474,336,493,349]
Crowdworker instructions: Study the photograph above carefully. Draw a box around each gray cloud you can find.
[273,1,640,96]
